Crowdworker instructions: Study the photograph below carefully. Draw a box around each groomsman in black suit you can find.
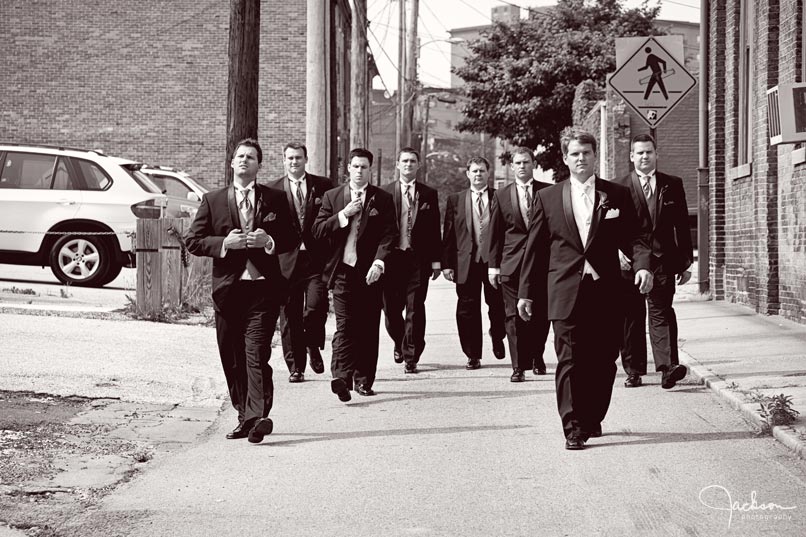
[517,128,652,450]
[614,134,693,390]
[488,147,551,382]
[382,148,443,374]
[312,148,397,401]
[442,156,506,370]
[185,138,295,443]
[266,143,332,383]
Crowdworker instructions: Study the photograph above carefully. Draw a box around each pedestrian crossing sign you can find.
[608,37,697,128]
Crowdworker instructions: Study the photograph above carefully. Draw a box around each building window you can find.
[738,0,754,165]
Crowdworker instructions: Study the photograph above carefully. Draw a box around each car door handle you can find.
[57,199,77,205]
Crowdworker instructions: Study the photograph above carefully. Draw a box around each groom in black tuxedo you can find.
[186,138,295,443]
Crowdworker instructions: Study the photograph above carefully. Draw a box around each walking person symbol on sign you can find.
[639,47,669,100]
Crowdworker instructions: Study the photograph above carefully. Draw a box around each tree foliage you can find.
[454,0,661,178]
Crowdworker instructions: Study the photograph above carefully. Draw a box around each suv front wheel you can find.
[48,235,121,287]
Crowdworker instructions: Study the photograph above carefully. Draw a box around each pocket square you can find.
[369,208,379,217]
[420,202,430,210]
[314,197,322,205]
[262,212,277,222]
[604,208,620,219]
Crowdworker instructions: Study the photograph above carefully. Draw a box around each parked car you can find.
[138,165,211,202]
[108,158,202,219]
[0,143,197,287]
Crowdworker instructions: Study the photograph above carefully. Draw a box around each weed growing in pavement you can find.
[2,286,37,295]
[132,445,154,463]
[725,381,740,390]
[758,393,800,428]
[59,283,72,299]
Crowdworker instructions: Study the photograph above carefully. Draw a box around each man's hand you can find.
[366,263,384,285]
[223,228,247,250]
[431,269,441,280]
[618,250,632,271]
[517,299,532,321]
[634,269,654,294]
[488,273,501,289]
[342,198,363,218]
[246,228,270,249]
[442,269,454,282]
[677,270,692,286]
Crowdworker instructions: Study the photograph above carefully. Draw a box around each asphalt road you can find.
[4,278,803,536]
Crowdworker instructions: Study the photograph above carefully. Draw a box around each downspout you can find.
[697,0,710,294]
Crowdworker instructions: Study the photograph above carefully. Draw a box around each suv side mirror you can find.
[187,192,201,202]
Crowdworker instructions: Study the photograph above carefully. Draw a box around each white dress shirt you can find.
[570,175,600,280]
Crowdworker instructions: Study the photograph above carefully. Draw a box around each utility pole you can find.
[350,0,368,149]
[403,0,418,149]
[225,0,260,185]
[420,94,431,181]
[396,0,407,160]
[307,0,329,178]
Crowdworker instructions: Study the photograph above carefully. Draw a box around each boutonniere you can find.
[262,212,276,222]
[369,208,379,217]
[596,192,611,212]
[659,184,669,198]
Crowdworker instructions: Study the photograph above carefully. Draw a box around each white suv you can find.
[138,165,211,203]
[0,143,191,287]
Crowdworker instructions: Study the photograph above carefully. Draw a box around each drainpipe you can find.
[697,0,710,294]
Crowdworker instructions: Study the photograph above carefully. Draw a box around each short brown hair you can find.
[466,156,490,171]
[559,128,597,156]
[234,138,263,164]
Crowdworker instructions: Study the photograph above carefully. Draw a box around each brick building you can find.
[0,0,353,188]
[706,0,806,323]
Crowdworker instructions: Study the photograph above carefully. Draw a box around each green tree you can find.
[454,0,661,179]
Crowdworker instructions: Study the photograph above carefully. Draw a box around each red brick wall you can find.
[0,0,315,189]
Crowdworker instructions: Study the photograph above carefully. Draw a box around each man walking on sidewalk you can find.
[517,128,653,450]
[313,148,396,401]
[488,147,551,382]
[185,138,295,443]
[382,148,442,374]
[614,134,693,390]
[266,143,331,384]
[442,156,506,370]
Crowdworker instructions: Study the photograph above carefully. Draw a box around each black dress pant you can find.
[553,276,620,437]
[455,260,506,361]
[331,263,383,389]
[279,251,328,373]
[620,265,678,375]
[214,280,279,426]
[501,275,549,371]
[382,249,431,365]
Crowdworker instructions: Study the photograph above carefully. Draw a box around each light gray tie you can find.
[642,177,655,223]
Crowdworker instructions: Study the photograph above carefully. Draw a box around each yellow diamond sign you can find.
[608,37,697,128]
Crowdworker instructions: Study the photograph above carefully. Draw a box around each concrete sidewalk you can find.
[674,297,806,458]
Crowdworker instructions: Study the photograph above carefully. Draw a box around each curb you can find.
[679,350,805,459]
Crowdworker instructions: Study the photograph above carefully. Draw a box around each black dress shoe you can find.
[466,359,481,370]
[289,370,304,383]
[533,366,547,375]
[492,339,506,360]
[510,368,525,382]
[661,364,687,389]
[331,378,351,402]
[583,424,602,439]
[355,383,376,396]
[393,349,404,364]
[404,362,418,374]
[624,373,643,388]
[247,417,274,443]
[226,423,249,440]
[565,435,586,450]
[308,347,325,374]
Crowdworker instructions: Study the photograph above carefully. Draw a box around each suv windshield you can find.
[121,167,163,194]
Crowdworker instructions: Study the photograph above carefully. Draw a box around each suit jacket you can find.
[441,188,496,285]
[185,183,296,312]
[312,183,397,289]
[613,170,693,275]
[518,177,651,321]
[382,180,442,266]
[265,173,333,279]
[488,180,550,282]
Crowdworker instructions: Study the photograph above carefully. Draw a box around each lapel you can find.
[654,173,667,229]
[283,176,302,232]
[585,178,606,250]
[509,182,521,229]
[463,189,473,235]
[359,185,375,238]
[393,181,401,224]
[562,181,584,251]
[227,185,240,229]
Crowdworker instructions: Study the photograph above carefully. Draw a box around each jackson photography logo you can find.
[699,485,797,529]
